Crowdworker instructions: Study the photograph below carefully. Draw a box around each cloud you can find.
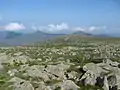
[89,26,97,31]
[73,27,86,31]
[32,22,69,32]
[73,26,107,32]
[4,22,26,31]
[48,23,69,31]
[32,22,107,34]
[89,26,106,31]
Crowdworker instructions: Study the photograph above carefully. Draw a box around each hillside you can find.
[0,30,114,46]
[0,36,120,90]
[0,30,94,46]
[35,34,120,47]
[0,31,65,46]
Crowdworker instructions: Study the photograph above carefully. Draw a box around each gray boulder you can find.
[60,80,79,90]
[8,77,34,90]
[80,60,120,90]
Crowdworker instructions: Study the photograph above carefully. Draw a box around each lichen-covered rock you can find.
[8,77,34,90]
[81,63,107,86]
[80,60,120,90]
[1,55,33,65]
[83,63,106,76]
[14,52,23,56]
[26,65,50,82]
[103,76,109,90]
[107,75,117,88]
[45,63,70,80]
[67,71,78,79]
[7,69,18,76]
[0,53,10,63]
[60,80,79,90]
[12,55,33,64]
[51,80,80,90]
[34,81,48,90]
[81,71,97,85]
[19,64,29,72]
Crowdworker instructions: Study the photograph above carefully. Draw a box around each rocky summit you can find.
[0,41,120,90]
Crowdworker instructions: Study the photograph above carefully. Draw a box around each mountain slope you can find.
[5,31,23,39]
[0,31,23,39]
[72,31,92,36]
[36,34,120,47]
[0,31,65,45]
[0,30,112,46]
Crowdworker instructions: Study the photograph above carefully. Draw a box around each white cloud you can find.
[49,23,69,31]
[73,27,86,31]
[73,26,106,32]
[89,26,96,31]
[32,22,107,34]
[33,22,69,32]
[4,22,26,31]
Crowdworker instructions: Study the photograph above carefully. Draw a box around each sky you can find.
[0,0,120,34]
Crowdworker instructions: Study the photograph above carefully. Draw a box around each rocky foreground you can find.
[0,45,120,90]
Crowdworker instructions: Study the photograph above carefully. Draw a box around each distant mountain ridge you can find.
[0,31,23,39]
[0,30,113,46]
[72,31,92,36]
[0,30,66,46]
[5,31,23,39]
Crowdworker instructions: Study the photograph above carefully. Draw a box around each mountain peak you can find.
[72,31,92,35]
